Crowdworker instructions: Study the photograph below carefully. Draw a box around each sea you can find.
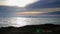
[0,17,60,27]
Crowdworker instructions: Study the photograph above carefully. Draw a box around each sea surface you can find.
[0,17,60,27]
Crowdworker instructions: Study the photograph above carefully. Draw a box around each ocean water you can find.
[0,17,60,27]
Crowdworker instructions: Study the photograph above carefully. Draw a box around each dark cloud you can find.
[25,11,60,18]
[45,11,60,15]
[40,11,60,15]
[26,0,60,10]
[0,6,26,17]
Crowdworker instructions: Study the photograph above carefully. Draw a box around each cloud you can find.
[26,0,60,10]
[0,6,26,17]
[26,8,60,12]
[39,11,60,15]
[0,6,60,17]
[45,11,60,15]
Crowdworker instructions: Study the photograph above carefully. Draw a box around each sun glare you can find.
[0,0,38,7]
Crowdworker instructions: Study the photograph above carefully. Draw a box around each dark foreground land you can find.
[0,24,60,34]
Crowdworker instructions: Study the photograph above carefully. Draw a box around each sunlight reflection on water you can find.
[0,17,60,27]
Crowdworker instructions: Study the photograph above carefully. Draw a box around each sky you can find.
[0,0,60,17]
[0,0,38,7]
[26,0,60,8]
[26,0,60,10]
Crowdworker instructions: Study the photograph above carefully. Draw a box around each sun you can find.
[0,0,38,7]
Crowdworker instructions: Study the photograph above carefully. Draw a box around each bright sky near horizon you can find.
[0,0,38,7]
